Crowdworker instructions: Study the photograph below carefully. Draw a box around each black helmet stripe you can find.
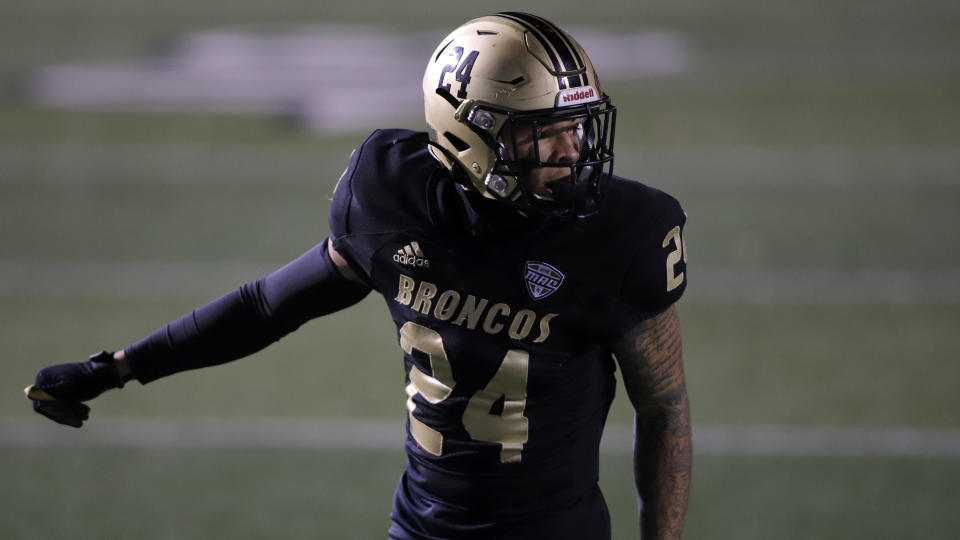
[513,12,590,88]
[496,12,567,89]
[497,12,586,89]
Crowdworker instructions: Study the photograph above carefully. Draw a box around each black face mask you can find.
[485,96,617,219]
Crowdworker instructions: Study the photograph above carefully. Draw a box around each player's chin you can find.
[539,174,573,193]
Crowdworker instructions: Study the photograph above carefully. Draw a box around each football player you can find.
[27,12,690,540]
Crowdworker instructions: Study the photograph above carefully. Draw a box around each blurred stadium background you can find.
[2,0,959,538]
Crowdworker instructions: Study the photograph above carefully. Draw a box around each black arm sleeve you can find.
[123,238,371,384]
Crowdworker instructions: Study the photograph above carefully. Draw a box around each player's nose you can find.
[551,132,580,163]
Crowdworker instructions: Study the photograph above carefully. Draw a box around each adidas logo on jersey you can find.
[394,241,430,268]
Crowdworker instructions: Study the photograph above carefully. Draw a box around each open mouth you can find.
[531,190,555,202]
[534,174,574,200]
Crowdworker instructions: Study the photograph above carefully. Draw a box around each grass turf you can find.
[2,448,959,540]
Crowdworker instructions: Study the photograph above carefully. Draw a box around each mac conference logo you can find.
[524,261,564,301]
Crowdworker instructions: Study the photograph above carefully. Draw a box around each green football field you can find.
[2,1,959,538]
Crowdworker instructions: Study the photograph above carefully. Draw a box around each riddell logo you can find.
[394,241,430,268]
[558,86,598,106]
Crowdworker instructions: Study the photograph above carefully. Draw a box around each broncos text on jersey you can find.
[394,273,558,344]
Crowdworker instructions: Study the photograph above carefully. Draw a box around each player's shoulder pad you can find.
[328,129,439,239]
[602,176,688,320]
[328,129,441,279]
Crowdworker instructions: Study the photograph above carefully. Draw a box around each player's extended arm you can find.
[612,304,691,539]
[27,238,371,427]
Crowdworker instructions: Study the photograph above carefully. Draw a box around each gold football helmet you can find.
[423,12,616,217]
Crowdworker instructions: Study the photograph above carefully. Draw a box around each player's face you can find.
[502,118,585,198]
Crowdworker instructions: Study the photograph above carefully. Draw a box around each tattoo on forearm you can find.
[613,305,691,539]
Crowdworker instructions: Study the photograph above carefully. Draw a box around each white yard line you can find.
[628,146,960,188]
[0,259,278,300]
[0,143,337,186]
[2,417,959,458]
[3,144,958,187]
[22,28,689,132]
[1,260,958,304]
[691,266,960,305]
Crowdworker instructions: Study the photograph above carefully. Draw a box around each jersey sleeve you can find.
[124,240,369,384]
[328,129,440,287]
[328,142,368,279]
[614,192,688,329]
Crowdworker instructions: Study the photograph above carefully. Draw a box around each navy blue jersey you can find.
[329,129,686,531]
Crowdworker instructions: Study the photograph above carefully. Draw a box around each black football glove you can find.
[26,351,125,428]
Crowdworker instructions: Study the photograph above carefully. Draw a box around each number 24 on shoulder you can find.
[663,226,687,292]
